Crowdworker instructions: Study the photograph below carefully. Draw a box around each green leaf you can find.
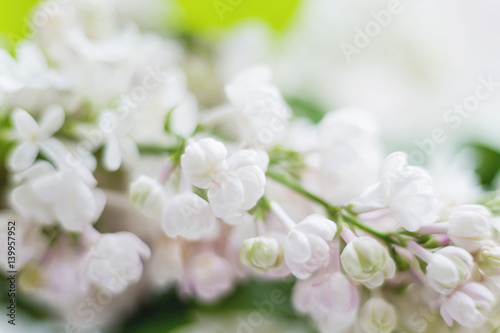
[471,144,500,188]
[286,96,326,124]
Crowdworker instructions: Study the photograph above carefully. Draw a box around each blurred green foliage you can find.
[472,144,500,189]
[117,278,315,333]
[174,0,302,35]
[0,0,302,52]
[0,0,41,51]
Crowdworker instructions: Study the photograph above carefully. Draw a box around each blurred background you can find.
[1,0,500,331]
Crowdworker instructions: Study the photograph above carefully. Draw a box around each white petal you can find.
[118,137,139,166]
[92,188,107,222]
[12,108,39,138]
[207,174,244,218]
[295,214,337,240]
[55,181,96,231]
[285,230,311,264]
[39,138,70,165]
[353,183,387,213]
[380,152,408,186]
[10,185,54,224]
[236,166,265,210]
[31,172,64,202]
[39,105,65,136]
[115,232,151,260]
[8,142,39,171]
[103,137,122,171]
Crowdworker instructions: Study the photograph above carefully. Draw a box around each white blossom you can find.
[293,271,359,318]
[8,106,66,172]
[0,42,66,110]
[181,138,228,189]
[317,108,382,205]
[10,161,105,232]
[81,231,151,294]
[207,149,267,224]
[224,66,291,146]
[161,193,217,241]
[184,252,234,302]
[440,282,495,328]
[354,152,440,232]
[99,110,139,171]
[284,214,337,279]
[182,139,267,225]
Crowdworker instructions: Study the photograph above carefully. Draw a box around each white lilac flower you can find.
[317,108,382,205]
[284,214,337,279]
[240,236,283,271]
[161,193,217,241]
[359,298,397,333]
[181,138,228,189]
[340,236,396,288]
[354,152,440,232]
[182,139,267,225]
[207,149,267,224]
[440,282,495,328]
[447,205,491,252]
[293,271,359,318]
[426,246,474,295]
[224,65,291,146]
[130,175,164,218]
[82,231,151,294]
[147,238,183,288]
[8,106,66,172]
[10,161,105,232]
[99,110,140,171]
[0,42,66,110]
[184,252,234,302]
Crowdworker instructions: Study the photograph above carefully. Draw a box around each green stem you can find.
[341,214,401,246]
[138,145,179,155]
[267,171,334,211]
[267,170,402,246]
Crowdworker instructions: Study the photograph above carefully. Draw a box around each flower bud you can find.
[240,237,282,271]
[440,282,495,328]
[161,193,217,240]
[181,138,227,189]
[340,236,396,288]
[82,232,151,294]
[426,246,474,295]
[448,205,491,252]
[130,175,164,218]
[284,214,337,279]
[477,242,500,276]
[359,297,397,333]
